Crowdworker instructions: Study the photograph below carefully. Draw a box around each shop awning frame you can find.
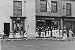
[36,15,75,21]
[10,16,26,19]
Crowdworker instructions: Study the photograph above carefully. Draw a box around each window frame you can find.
[66,3,71,16]
[13,1,22,17]
[51,1,57,13]
[40,0,47,12]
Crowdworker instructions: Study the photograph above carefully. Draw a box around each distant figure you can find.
[68,29,74,41]
[24,31,27,38]
[60,29,62,38]
[2,31,4,36]
[9,31,13,38]
[38,27,41,38]
[62,29,67,40]
[1,31,5,39]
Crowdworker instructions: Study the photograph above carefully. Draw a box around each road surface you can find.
[1,39,75,50]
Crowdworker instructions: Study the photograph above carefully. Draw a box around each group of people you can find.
[36,26,51,38]
[36,26,74,41]
[62,29,74,41]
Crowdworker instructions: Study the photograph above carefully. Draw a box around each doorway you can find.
[4,23,10,36]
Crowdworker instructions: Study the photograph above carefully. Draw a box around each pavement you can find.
[1,39,75,50]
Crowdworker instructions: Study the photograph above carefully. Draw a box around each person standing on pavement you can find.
[62,26,67,40]
[68,29,74,41]
[63,29,67,40]
[38,27,41,38]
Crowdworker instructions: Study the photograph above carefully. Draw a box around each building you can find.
[0,0,36,38]
[36,0,75,37]
[0,0,75,38]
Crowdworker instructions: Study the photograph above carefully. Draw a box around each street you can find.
[1,39,75,50]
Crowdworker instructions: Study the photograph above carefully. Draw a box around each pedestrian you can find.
[24,31,27,38]
[52,28,56,40]
[2,31,5,39]
[9,31,13,38]
[38,27,41,38]
[62,29,67,41]
[68,29,74,41]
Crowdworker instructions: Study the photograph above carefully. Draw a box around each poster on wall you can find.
[47,0,51,12]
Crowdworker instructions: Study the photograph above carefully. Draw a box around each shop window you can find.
[40,0,47,12]
[51,21,59,29]
[66,3,71,16]
[13,1,22,17]
[51,1,57,13]
[12,19,24,33]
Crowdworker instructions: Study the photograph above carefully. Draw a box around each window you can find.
[66,3,71,16]
[11,18,25,34]
[13,1,22,17]
[51,1,57,13]
[40,0,47,12]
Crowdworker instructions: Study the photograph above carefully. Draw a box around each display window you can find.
[12,19,24,35]
[51,21,59,30]
[36,18,60,38]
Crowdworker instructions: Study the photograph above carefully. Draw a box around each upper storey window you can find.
[13,1,22,17]
[66,3,71,16]
[40,0,47,12]
[40,0,57,13]
[51,1,57,13]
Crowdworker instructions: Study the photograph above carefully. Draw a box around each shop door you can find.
[4,23,10,36]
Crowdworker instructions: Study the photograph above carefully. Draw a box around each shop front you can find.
[10,17,26,38]
[63,17,75,37]
[36,16,61,38]
[36,16,75,38]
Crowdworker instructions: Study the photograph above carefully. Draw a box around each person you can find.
[9,31,13,38]
[2,31,4,36]
[68,29,74,41]
[24,31,27,38]
[62,29,67,40]
[52,28,56,40]
[56,28,60,40]
[59,29,63,40]
[16,31,20,38]
[1,31,5,39]
[49,29,51,37]
[60,29,62,37]
[38,27,41,38]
